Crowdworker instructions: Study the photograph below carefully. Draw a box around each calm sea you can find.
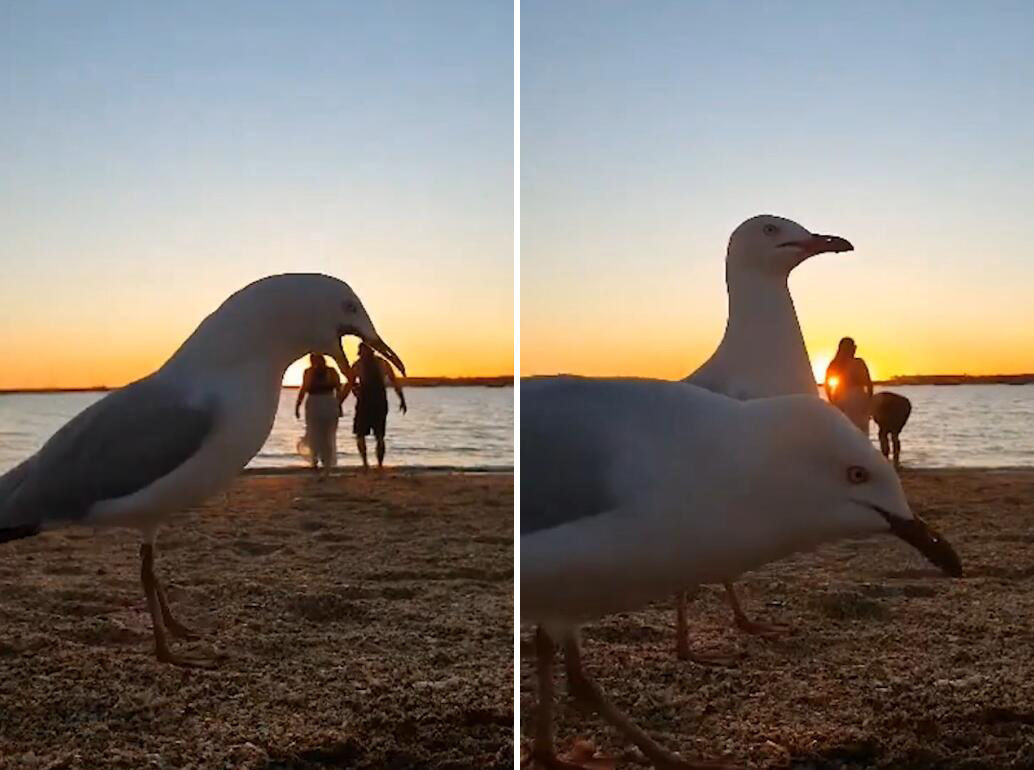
[0,386,514,474]
[857,384,1034,468]
[2,384,1032,472]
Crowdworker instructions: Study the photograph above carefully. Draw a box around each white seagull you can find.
[678,214,853,660]
[521,376,962,769]
[0,273,405,666]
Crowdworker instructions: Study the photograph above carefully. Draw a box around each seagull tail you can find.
[0,457,42,543]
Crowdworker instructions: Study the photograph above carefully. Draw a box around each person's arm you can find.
[383,359,406,414]
[295,370,311,419]
[338,364,355,405]
[859,359,873,398]
[329,369,345,416]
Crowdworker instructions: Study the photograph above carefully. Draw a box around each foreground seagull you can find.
[0,273,404,666]
[678,214,853,659]
[521,376,961,769]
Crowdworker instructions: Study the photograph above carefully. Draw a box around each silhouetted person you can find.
[824,337,873,433]
[295,353,344,475]
[343,342,406,468]
[872,391,912,469]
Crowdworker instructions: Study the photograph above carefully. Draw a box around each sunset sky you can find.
[0,2,512,390]
[521,1,1034,380]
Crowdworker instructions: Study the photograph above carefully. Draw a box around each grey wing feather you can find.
[520,377,634,536]
[0,377,216,528]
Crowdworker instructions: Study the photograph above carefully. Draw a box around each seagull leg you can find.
[140,544,214,668]
[726,583,790,639]
[562,637,742,770]
[530,628,586,770]
[154,578,201,640]
[675,591,740,667]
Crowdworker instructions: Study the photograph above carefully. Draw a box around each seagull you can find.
[0,273,405,667]
[678,214,853,660]
[521,376,962,770]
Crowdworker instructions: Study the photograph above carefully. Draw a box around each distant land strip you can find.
[7,374,1034,394]
[876,374,1034,386]
[0,376,514,395]
[524,374,1034,387]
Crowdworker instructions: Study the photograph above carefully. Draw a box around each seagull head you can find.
[301,275,406,378]
[744,396,962,577]
[215,274,406,379]
[727,215,853,276]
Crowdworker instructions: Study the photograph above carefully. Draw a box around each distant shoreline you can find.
[0,376,514,395]
[524,373,1034,387]
[875,374,1034,386]
[5,373,1034,393]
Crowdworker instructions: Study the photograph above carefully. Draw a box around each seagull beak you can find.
[877,507,963,577]
[366,336,406,376]
[781,233,854,257]
[333,338,353,385]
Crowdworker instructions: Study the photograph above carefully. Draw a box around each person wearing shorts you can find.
[346,342,406,468]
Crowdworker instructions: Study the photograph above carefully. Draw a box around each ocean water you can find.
[2,384,1032,472]
[0,386,513,474]
[860,384,1034,468]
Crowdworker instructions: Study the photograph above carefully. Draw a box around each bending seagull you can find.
[678,214,853,660]
[0,273,404,667]
[521,376,962,770]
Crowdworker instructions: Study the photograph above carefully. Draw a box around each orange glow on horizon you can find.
[520,335,1027,384]
[0,333,512,391]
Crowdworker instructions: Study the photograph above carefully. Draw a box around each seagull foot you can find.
[530,739,614,770]
[676,646,741,667]
[530,751,601,770]
[733,616,792,639]
[155,647,222,669]
[657,759,744,770]
[164,619,202,641]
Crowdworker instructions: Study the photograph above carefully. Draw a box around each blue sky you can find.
[0,1,513,386]
[521,1,1034,378]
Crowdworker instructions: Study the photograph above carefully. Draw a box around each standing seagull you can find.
[0,274,404,666]
[522,376,962,770]
[678,214,853,659]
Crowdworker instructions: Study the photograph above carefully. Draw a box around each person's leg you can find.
[375,432,386,468]
[356,435,369,468]
[878,429,891,459]
[891,432,902,469]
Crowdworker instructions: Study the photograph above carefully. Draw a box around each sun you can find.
[811,354,830,386]
[282,355,344,387]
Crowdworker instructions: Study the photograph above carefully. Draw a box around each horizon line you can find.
[0,375,516,395]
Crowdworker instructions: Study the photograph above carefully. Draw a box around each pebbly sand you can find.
[520,469,1034,769]
[0,470,513,770]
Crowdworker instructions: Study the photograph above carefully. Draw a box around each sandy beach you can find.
[0,470,513,770]
[520,469,1034,769]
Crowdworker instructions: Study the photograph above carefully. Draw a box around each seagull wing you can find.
[520,376,691,535]
[0,376,216,535]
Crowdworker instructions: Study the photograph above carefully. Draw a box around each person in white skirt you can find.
[295,353,345,476]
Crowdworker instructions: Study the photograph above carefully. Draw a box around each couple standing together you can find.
[294,343,406,471]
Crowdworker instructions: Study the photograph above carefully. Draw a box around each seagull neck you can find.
[165,325,301,382]
[724,269,802,344]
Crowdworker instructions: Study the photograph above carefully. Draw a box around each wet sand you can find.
[0,470,513,770]
[520,469,1034,769]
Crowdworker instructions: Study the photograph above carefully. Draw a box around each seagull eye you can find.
[847,466,869,484]
[763,224,778,236]
[343,301,358,314]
